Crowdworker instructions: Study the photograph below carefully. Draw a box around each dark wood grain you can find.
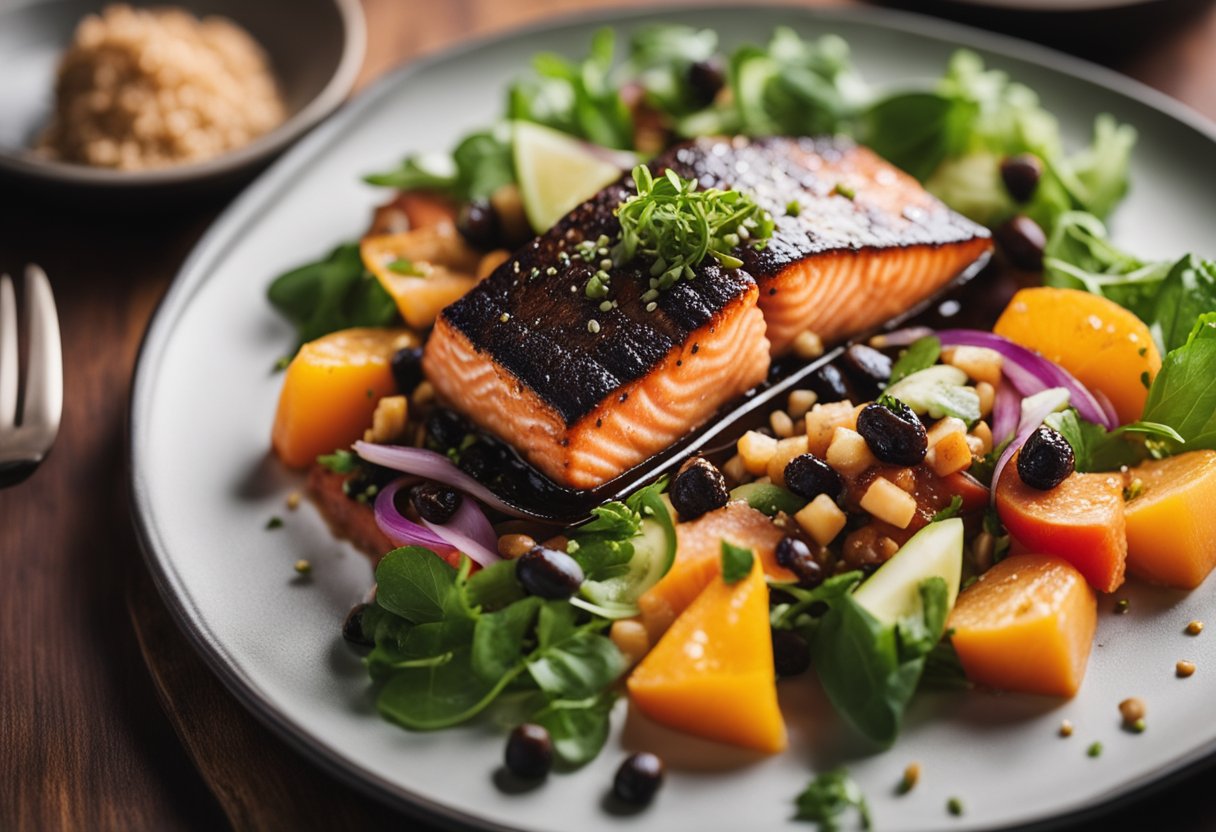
[3,0,1216,830]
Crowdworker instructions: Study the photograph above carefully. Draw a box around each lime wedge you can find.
[513,121,634,233]
[852,517,964,625]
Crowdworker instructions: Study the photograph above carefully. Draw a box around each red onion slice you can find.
[992,379,1021,446]
[420,497,501,569]
[373,478,454,551]
[355,441,532,518]
[991,388,1072,501]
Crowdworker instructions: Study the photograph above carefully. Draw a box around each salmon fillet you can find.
[425,136,989,490]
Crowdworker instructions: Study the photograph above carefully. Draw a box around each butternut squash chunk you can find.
[995,463,1127,593]
[637,502,794,639]
[628,560,787,753]
[1125,451,1216,589]
[272,328,413,468]
[361,225,483,329]
[948,553,1097,697]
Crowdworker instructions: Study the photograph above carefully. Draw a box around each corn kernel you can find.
[860,477,918,528]
[793,330,824,360]
[787,389,819,420]
[942,345,1003,387]
[770,410,795,438]
[738,431,779,475]
[826,427,876,475]
[767,436,810,486]
[795,494,848,546]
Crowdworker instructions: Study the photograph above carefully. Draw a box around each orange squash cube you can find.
[1125,451,1216,589]
[272,328,412,468]
[628,561,787,753]
[948,553,1097,697]
[637,502,794,639]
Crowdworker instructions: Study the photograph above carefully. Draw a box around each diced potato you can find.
[795,494,848,546]
[928,431,972,477]
[860,477,917,529]
[976,382,996,418]
[787,389,819,420]
[738,431,779,476]
[1125,451,1216,588]
[805,400,857,457]
[825,427,876,475]
[767,436,810,486]
[363,395,409,443]
[926,416,967,448]
[770,410,795,438]
[948,553,1097,697]
[942,345,1003,387]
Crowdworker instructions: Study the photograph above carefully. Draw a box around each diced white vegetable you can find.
[738,431,779,476]
[826,427,876,475]
[795,494,848,546]
[859,477,918,529]
[942,345,1003,387]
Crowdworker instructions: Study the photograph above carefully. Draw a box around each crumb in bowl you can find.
[37,4,287,171]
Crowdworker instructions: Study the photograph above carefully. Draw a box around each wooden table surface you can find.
[3,0,1216,829]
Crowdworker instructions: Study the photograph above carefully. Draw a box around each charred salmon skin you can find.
[424,136,989,490]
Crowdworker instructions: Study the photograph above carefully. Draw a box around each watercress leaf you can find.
[1142,313,1216,452]
[578,501,640,537]
[888,336,941,385]
[931,495,964,522]
[374,547,463,624]
[1144,255,1216,354]
[535,600,577,650]
[266,243,399,348]
[472,596,541,683]
[532,692,617,767]
[377,646,521,730]
[793,768,873,830]
[721,540,755,584]
[527,617,624,700]
[1043,408,1179,471]
[464,559,525,612]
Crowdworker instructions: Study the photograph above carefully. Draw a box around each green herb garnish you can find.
[613,165,774,291]
[889,335,942,384]
[931,495,964,522]
[265,516,284,530]
[387,258,424,276]
[793,768,872,830]
[317,449,359,474]
[720,540,755,584]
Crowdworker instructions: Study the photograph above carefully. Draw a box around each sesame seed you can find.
[545,266,557,276]
[587,319,601,334]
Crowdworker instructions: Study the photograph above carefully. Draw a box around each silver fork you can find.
[0,265,63,488]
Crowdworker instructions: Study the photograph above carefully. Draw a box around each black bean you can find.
[670,457,729,520]
[412,483,462,524]
[783,454,843,501]
[856,399,927,466]
[517,546,584,599]
[775,536,824,589]
[504,723,553,779]
[994,214,1047,271]
[341,602,373,647]
[1017,425,1075,490]
[842,344,893,393]
[613,752,665,805]
[390,346,425,394]
[772,629,811,677]
[811,364,855,404]
[1000,153,1043,203]
[687,59,726,107]
[456,198,503,250]
[426,409,468,450]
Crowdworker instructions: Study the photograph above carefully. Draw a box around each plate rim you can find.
[128,4,1216,831]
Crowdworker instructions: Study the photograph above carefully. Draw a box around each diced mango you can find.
[1125,451,1216,589]
[795,494,847,546]
[995,461,1127,593]
[948,553,1097,697]
[629,561,787,753]
[272,328,413,468]
[927,431,972,477]
[638,502,794,639]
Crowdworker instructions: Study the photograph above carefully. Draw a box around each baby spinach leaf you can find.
[377,646,523,730]
[1145,255,1216,354]
[720,540,755,584]
[266,243,399,349]
[527,620,623,700]
[472,597,541,683]
[793,768,872,830]
[465,558,525,612]
[374,547,467,625]
[1142,313,1216,453]
[532,691,617,767]
[888,335,941,385]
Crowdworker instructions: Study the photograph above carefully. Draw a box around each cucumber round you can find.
[852,518,964,626]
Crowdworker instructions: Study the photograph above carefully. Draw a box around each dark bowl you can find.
[0,0,365,206]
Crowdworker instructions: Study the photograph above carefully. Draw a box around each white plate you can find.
[130,6,1216,831]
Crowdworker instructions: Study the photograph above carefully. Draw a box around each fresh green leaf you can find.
[374,547,467,625]
[729,482,807,517]
[527,618,623,700]
[472,596,541,683]
[931,495,964,522]
[377,646,523,730]
[793,768,872,830]
[721,540,755,584]
[1045,408,1183,472]
[579,500,640,538]
[532,691,617,767]
[451,127,516,200]
[316,449,359,474]
[1144,255,1216,354]
[464,559,526,612]
[363,152,459,190]
[267,243,399,348]
[625,25,720,118]
[1142,313,1216,453]
[771,571,865,633]
[889,335,941,385]
[920,637,972,691]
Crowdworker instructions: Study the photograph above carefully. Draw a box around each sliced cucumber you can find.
[852,518,964,626]
[729,482,806,517]
[577,490,676,617]
[512,121,634,233]
[886,365,980,423]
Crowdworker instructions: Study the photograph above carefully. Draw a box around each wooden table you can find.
[3,0,1215,828]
